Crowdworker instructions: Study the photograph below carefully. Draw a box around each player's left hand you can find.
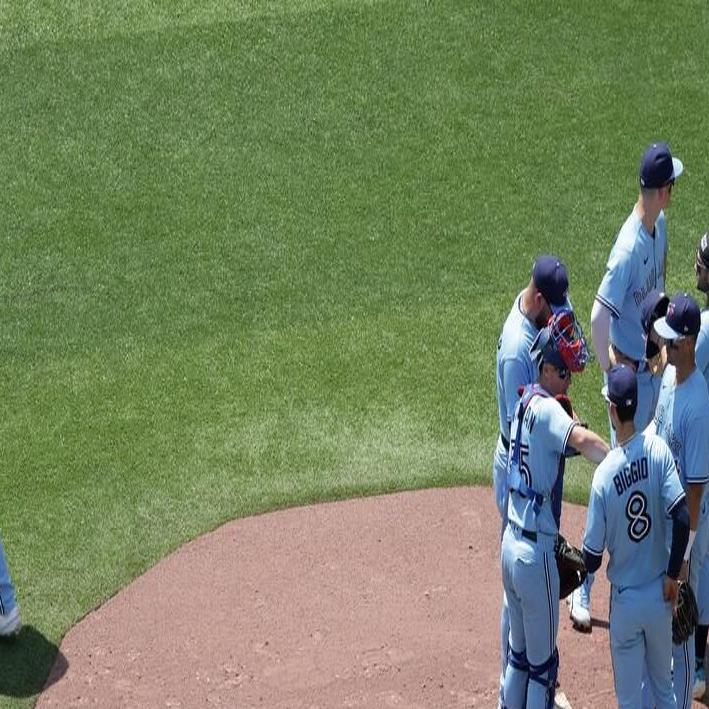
[679,561,689,583]
[664,575,679,608]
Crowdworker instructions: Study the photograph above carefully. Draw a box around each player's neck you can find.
[635,197,660,236]
[519,287,538,326]
[615,425,636,446]
[674,360,696,385]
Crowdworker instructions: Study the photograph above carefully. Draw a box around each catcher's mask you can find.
[531,310,589,374]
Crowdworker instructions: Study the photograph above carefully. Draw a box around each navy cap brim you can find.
[672,157,684,180]
[654,315,683,340]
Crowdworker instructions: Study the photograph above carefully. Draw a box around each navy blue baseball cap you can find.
[639,142,683,189]
[602,364,637,409]
[654,292,700,339]
[532,255,571,314]
[640,288,669,336]
[641,288,669,359]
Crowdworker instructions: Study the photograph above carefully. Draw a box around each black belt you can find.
[510,522,537,543]
[611,345,647,374]
[501,434,510,451]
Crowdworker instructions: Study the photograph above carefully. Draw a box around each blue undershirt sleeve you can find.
[668,499,689,580]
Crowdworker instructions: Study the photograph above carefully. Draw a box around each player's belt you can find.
[508,521,537,543]
[500,433,510,451]
[611,344,648,374]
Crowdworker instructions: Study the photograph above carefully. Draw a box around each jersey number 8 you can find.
[625,491,651,542]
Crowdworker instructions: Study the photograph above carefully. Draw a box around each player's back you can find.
[599,210,667,362]
[591,432,683,590]
[495,292,538,439]
[695,309,709,390]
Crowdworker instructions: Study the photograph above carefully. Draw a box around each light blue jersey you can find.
[650,365,709,709]
[693,310,709,627]
[584,433,684,589]
[496,293,539,440]
[493,293,539,517]
[653,366,709,489]
[695,309,709,389]
[596,209,667,362]
[507,386,576,536]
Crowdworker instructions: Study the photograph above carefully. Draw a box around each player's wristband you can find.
[683,529,697,561]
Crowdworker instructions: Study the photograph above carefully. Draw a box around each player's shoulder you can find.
[686,369,709,409]
[497,314,537,362]
[642,432,674,461]
[595,444,626,475]
[698,311,709,345]
[590,450,622,496]
[614,209,644,248]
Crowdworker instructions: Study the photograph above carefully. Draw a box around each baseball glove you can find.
[673,581,699,645]
[556,534,587,599]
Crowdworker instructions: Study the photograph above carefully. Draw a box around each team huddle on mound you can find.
[494,142,709,709]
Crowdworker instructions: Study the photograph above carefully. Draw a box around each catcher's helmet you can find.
[531,310,589,374]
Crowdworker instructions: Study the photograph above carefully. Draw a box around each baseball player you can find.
[494,254,572,703]
[501,315,609,709]
[0,536,20,638]
[582,364,689,708]
[691,233,709,699]
[573,141,684,632]
[649,292,709,708]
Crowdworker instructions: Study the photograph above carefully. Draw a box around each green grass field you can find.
[1,1,709,705]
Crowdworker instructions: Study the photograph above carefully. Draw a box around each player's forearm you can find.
[668,499,690,579]
[591,299,612,372]
[686,483,704,530]
[582,549,602,575]
[569,426,610,464]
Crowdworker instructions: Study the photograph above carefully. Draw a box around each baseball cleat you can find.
[694,665,706,699]
[0,606,21,639]
[554,692,573,709]
[569,586,591,632]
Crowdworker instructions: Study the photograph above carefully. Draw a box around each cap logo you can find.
[668,302,675,319]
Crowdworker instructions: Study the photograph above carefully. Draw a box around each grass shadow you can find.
[0,625,67,698]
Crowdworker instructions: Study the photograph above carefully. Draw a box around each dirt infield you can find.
[36,486,703,707]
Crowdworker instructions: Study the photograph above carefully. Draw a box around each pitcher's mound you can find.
[39,487,620,707]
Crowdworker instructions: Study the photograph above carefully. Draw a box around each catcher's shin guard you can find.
[528,648,559,709]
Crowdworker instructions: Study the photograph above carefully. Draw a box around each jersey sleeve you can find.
[539,398,576,455]
[596,245,632,319]
[657,439,686,514]
[658,214,668,288]
[696,325,709,376]
[502,357,529,425]
[682,404,709,485]
[583,480,606,557]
